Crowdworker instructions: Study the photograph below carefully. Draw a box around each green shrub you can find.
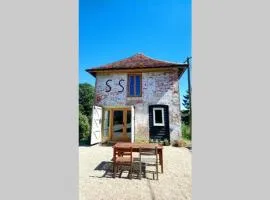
[179,139,187,147]
[164,139,170,146]
[172,139,188,147]
[79,112,90,141]
[158,140,164,145]
[182,124,191,140]
[172,140,179,147]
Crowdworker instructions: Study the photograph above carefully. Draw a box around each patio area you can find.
[79,144,192,200]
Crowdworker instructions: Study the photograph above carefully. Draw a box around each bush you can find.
[164,139,170,146]
[179,140,187,147]
[182,124,191,140]
[172,139,187,147]
[79,112,90,141]
[158,140,164,145]
[172,140,179,147]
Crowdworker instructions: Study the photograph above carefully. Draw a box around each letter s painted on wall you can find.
[118,79,125,92]
[105,79,112,92]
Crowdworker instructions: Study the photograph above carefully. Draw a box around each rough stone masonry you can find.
[94,68,182,143]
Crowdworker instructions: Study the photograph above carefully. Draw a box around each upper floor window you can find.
[128,74,142,97]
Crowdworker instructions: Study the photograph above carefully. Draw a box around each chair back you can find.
[138,145,159,180]
[113,146,133,161]
[139,145,158,157]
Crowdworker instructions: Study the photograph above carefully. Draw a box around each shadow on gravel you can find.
[90,161,159,180]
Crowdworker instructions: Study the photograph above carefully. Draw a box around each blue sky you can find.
[79,0,191,107]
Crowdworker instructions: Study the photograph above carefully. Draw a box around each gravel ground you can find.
[79,145,192,200]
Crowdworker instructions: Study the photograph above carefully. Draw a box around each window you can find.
[128,74,142,97]
[153,108,165,126]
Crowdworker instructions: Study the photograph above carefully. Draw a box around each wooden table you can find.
[113,142,164,173]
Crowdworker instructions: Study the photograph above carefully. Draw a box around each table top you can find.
[113,142,163,149]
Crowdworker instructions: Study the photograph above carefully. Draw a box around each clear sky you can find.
[79,0,191,107]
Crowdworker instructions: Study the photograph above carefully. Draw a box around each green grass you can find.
[181,124,191,140]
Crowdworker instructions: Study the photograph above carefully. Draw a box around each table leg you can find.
[159,149,163,173]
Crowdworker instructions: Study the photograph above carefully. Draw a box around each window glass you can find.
[155,109,163,123]
[135,75,141,96]
[129,75,134,96]
[113,111,123,139]
[128,74,141,97]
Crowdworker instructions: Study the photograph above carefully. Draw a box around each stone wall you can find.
[94,69,181,143]
[95,73,127,106]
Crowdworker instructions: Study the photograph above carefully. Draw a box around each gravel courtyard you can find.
[79,145,192,200]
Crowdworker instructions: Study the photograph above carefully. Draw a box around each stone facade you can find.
[94,69,182,143]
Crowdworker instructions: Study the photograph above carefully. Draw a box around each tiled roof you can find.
[86,53,188,77]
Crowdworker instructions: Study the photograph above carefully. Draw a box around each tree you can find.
[79,83,95,118]
[79,111,90,141]
[79,83,95,144]
[183,57,192,140]
[181,89,191,125]
[181,109,190,125]
[182,88,190,110]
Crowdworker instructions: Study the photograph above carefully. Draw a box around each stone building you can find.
[86,53,187,145]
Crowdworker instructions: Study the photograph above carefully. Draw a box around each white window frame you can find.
[153,107,165,126]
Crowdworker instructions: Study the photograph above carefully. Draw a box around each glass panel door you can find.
[112,110,123,141]
[111,109,132,142]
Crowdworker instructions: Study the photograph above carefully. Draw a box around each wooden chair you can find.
[139,146,159,180]
[113,146,134,179]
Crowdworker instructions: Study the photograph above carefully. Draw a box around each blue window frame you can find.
[128,74,142,96]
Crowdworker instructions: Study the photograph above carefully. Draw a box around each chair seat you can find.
[115,156,133,163]
[140,152,156,155]
[140,157,157,164]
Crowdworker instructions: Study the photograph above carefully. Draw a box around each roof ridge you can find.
[91,54,135,69]
[94,53,145,68]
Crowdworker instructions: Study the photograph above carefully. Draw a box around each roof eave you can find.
[86,64,188,79]
[177,65,188,79]
[85,69,97,78]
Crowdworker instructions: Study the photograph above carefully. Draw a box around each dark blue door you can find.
[149,105,170,142]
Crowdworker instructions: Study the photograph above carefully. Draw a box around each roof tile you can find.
[87,53,183,70]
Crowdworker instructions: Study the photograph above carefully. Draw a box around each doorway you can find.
[149,105,170,142]
[103,108,132,142]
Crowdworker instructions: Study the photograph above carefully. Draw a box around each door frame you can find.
[102,107,132,142]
